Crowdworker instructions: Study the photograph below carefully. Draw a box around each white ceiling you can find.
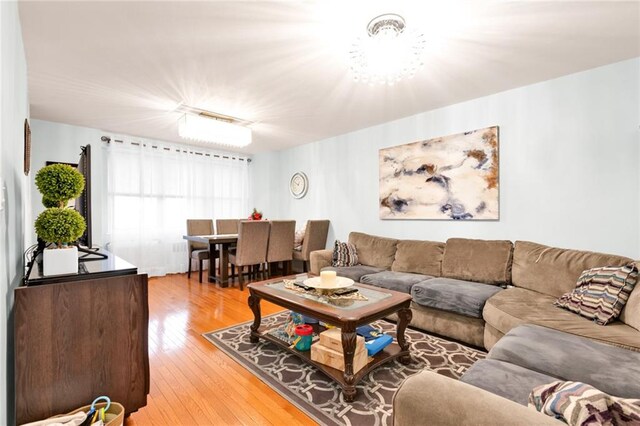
[19,1,640,154]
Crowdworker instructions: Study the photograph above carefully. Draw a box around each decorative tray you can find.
[303,276,354,290]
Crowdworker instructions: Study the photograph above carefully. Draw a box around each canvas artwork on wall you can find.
[379,126,499,220]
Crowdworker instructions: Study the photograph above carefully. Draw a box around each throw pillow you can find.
[293,229,305,251]
[332,240,358,267]
[529,381,640,425]
[555,263,638,325]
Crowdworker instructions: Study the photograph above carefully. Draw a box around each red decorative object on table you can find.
[249,208,263,220]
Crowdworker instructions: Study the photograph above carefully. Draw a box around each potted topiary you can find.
[34,163,87,276]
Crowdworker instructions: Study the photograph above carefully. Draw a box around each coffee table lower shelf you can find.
[252,324,408,401]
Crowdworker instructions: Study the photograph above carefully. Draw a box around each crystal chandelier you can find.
[350,14,425,85]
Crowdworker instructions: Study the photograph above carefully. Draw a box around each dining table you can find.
[182,233,238,287]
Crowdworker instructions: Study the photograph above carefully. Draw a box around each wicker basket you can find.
[66,402,124,426]
[22,401,125,426]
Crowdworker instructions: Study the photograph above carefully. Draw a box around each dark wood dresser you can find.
[15,250,149,425]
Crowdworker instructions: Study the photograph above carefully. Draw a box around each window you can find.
[105,141,250,276]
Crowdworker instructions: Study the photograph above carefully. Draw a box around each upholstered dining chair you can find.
[216,218,241,276]
[186,219,217,283]
[292,220,330,272]
[266,220,296,277]
[229,220,270,290]
[216,219,240,235]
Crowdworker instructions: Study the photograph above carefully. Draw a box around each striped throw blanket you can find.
[529,381,640,425]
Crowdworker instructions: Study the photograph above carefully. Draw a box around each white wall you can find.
[250,149,282,218]
[253,58,640,258]
[0,2,29,424]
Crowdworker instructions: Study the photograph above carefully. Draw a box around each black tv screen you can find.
[76,144,92,248]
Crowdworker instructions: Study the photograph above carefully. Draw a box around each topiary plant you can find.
[35,163,85,207]
[35,208,86,248]
[35,163,87,249]
[42,196,62,209]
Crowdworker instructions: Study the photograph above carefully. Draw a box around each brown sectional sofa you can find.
[394,323,640,425]
[310,231,640,424]
[310,232,640,351]
[311,233,504,347]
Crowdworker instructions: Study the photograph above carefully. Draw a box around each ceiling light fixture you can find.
[350,13,425,85]
[176,105,252,148]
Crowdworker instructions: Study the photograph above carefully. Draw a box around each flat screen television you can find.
[75,144,107,260]
[76,145,92,247]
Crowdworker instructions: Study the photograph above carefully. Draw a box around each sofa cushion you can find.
[360,271,433,294]
[321,265,385,282]
[412,278,503,318]
[512,241,633,298]
[483,287,640,352]
[391,240,445,277]
[555,263,638,325]
[621,285,640,332]
[348,232,398,269]
[460,359,557,406]
[388,302,486,348]
[441,238,513,285]
[488,324,640,399]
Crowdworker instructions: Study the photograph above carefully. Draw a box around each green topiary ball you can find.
[42,196,63,209]
[35,208,87,246]
[35,164,85,205]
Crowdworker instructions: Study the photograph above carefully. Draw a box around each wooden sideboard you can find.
[15,251,149,424]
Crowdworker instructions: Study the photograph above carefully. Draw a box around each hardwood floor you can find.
[125,271,315,426]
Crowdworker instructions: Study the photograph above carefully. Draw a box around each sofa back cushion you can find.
[441,238,513,285]
[391,240,445,276]
[348,232,398,269]
[512,241,633,298]
[620,274,640,331]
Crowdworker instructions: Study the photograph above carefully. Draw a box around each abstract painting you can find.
[379,126,499,220]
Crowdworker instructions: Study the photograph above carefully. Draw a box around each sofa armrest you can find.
[310,250,332,276]
[393,371,559,426]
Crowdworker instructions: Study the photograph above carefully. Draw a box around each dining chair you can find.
[216,218,241,277]
[186,219,217,283]
[229,220,270,290]
[216,219,240,235]
[292,220,330,272]
[266,220,296,277]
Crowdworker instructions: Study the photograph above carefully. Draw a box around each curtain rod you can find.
[100,135,252,163]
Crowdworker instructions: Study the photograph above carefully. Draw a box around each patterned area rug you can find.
[203,312,486,426]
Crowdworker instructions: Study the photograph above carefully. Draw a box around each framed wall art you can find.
[379,126,499,220]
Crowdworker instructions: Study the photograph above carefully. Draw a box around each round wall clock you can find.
[289,172,309,199]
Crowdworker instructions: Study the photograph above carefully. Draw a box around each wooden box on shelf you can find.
[311,328,368,373]
[319,327,365,352]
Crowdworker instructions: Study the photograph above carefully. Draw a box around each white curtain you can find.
[104,141,250,276]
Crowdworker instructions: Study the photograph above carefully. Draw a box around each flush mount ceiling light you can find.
[350,13,425,85]
[177,105,252,148]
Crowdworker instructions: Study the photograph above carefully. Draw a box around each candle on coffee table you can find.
[320,270,337,287]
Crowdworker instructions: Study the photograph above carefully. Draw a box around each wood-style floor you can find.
[125,270,315,426]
